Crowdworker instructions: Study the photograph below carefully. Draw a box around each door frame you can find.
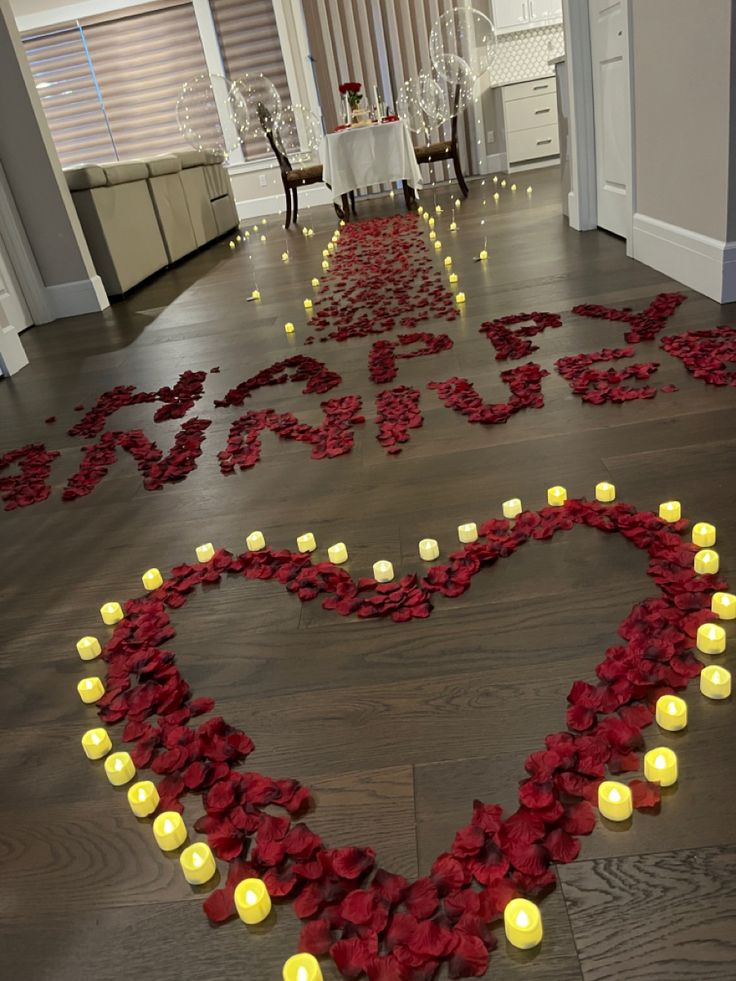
[563,0,636,255]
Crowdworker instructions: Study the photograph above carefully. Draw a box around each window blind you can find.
[83,1,211,160]
[22,0,213,167]
[209,0,291,159]
[21,24,115,167]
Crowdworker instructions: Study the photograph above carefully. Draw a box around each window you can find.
[22,0,293,168]
[209,0,291,159]
[22,1,214,167]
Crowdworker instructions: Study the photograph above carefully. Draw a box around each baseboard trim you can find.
[45,274,109,320]
[632,212,736,303]
[236,185,334,222]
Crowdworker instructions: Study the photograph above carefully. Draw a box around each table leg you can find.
[341,193,350,221]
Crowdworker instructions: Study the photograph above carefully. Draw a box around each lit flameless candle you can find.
[321,260,329,270]
[694,549,719,575]
[423,212,429,222]
[700,665,731,699]
[311,277,319,287]
[281,251,289,262]
[526,185,533,193]
[479,249,488,260]
[283,953,323,981]
[251,289,260,300]
[285,322,295,334]
[228,241,235,249]
[656,694,687,731]
[100,602,123,625]
[455,291,466,304]
[435,204,442,214]
[373,560,394,582]
[322,249,329,258]
[449,272,458,284]
[493,192,500,201]
[712,592,736,619]
[429,231,436,241]
[235,878,272,924]
[503,498,522,519]
[455,197,461,208]
[418,205,424,214]
[246,530,265,551]
[142,568,163,591]
[304,298,313,310]
[692,522,716,547]
[659,500,681,522]
[78,676,105,704]
[504,898,543,949]
[260,235,266,242]
[434,240,442,251]
[77,636,101,661]
[428,217,435,228]
[501,179,507,188]
[81,727,111,760]
[450,221,457,231]
[328,542,348,564]
[511,183,517,191]
[493,175,499,183]
[644,747,678,786]
[196,542,215,563]
[598,780,633,821]
[104,751,136,786]
[127,780,159,817]
[595,481,616,503]
[296,532,317,553]
[153,811,187,851]
[328,242,335,252]
[696,622,726,655]
[444,255,453,266]
[419,538,440,561]
[458,522,478,543]
[547,485,567,507]
[180,842,216,885]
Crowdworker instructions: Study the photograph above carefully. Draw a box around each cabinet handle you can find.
[533,84,549,90]
[521,1,527,20]
[534,108,551,114]
[536,138,552,145]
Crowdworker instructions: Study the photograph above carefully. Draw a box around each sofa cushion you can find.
[65,164,107,191]
[176,149,209,169]
[145,154,182,177]
[103,160,149,184]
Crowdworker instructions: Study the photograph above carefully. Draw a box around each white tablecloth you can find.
[320,121,422,202]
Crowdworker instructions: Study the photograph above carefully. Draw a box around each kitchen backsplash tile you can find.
[490,23,565,86]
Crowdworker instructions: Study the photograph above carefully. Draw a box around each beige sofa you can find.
[65,150,239,296]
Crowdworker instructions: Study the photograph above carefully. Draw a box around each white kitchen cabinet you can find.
[492,0,562,34]
[492,0,529,34]
[501,77,560,167]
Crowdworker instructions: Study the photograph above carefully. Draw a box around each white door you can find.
[492,0,530,33]
[588,0,631,238]
[0,235,32,333]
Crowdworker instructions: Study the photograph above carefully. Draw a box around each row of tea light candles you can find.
[75,482,731,958]
[417,201,470,303]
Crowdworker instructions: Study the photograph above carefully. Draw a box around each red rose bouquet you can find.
[338,81,363,109]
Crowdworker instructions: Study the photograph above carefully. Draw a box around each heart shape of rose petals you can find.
[90,499,728,979]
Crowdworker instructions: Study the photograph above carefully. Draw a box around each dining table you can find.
[320,119,423,219]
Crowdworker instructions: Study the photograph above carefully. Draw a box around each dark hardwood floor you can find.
[1,166,735,980]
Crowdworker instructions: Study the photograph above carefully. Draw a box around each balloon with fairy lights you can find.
[272,104,322,163]
[175,73,249,156]
[234,72,282,139]
[429,6,497,85]
[416,73,451,127]
[397,77,434,137]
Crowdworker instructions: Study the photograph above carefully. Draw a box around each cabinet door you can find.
[492,0,529,33]
[529,0,563,24]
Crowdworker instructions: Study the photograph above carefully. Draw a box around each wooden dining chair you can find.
[264,127,355,228]
[413,85,469,197]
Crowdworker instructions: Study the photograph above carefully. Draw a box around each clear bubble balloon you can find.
[176,73,248,155]
[417,73,450,127]
[273,104,322,162]
[397,78,433,136]
[234,73,282,137]
[429,5,497,84]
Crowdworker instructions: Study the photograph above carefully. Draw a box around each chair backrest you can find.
[450,84,462,148]
[264,126,293,178]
